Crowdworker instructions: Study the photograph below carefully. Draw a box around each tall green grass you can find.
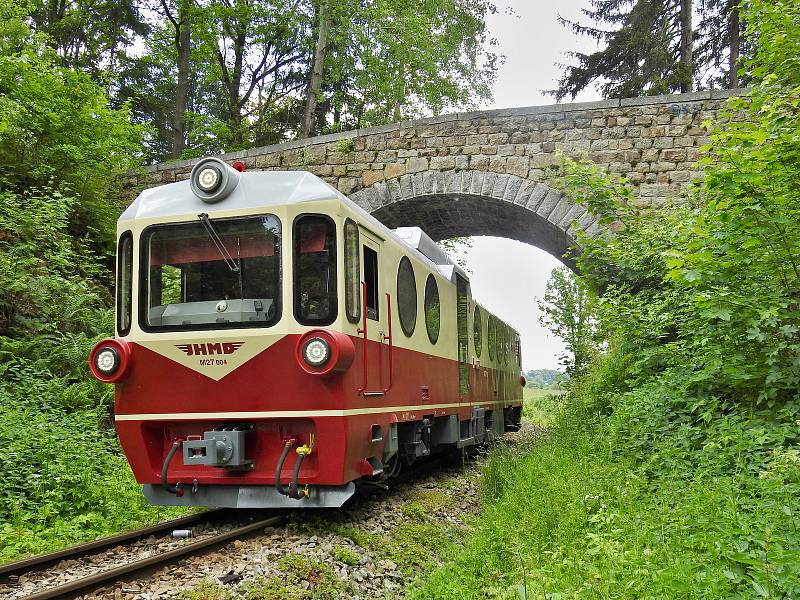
[410,396,800,599]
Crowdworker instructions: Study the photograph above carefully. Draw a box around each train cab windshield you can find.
[141,214,281,330]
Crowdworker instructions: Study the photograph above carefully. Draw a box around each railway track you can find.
[1,511,285,600]
[0,451,466,600]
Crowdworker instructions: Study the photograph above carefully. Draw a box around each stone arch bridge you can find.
[129,89,743,264]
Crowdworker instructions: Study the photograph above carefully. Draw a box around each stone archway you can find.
[350,170,596,266]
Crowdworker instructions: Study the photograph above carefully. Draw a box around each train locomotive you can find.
[89,157,524,508]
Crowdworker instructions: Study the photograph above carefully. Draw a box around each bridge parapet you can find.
[129,89,747,262]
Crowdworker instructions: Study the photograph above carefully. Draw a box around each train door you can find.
[358,231,389,395]
[456,274,471,398]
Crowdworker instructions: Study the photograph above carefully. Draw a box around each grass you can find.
[522,386,565,427]
[408,400,800,599]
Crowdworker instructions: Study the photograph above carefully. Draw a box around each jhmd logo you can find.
[141,337,280,381]
[175,341,244,356]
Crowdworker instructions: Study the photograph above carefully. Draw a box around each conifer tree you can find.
[555,0,744,100]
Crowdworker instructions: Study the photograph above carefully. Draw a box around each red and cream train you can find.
[89,157,524,508]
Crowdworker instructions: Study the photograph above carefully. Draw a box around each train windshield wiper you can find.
[197,213,239,273]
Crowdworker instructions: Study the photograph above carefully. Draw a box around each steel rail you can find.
[0,510,226,579]
[18,515,284,600]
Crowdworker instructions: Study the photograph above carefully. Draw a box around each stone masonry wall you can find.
[128,89,745,212]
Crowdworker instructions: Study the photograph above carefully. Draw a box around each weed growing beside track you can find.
[410,390,800,599]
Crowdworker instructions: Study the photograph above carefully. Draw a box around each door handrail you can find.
[357,281,368,393]
[383,292,393,393]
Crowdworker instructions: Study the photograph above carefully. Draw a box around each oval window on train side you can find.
[344,219,360,323]
[473,306,482,358]
[424,274,440,344]
[397,256,417,337]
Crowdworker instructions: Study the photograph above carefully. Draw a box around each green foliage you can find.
[523,368,565,388]
[0,1,141,250]
[536,267,599,377]
[0,333,185,561]
[522,386,566,427]
[0,0,173,561]
[556,0,747,100]
[331,545,361,566]
[323,0,499,130]
[411,402,800,599]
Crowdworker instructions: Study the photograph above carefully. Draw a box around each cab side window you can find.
[117,231,133,336]
[294,215,337,325]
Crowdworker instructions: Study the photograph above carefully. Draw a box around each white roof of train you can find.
[122,169,468,281]
[120,170,350,222]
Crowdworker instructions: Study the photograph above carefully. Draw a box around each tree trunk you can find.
[728,0,740,89]
[679,0,693,93]
[300,0,331,139]
[172,0,192,159]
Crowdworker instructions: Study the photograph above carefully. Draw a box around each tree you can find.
[29,0,148,77]
[158,0,196,158]
[300,0,331,138]
[315,0,500,133]
[0,0,142,333]
[198,0,311,148]
[555,0,746,100]
[536,267,598,377]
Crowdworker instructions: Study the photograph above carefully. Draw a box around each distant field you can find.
[523,386,565,400]
[522,386,566,427]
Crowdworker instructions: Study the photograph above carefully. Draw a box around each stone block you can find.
[425,137,444,148]
[407,157,428,173]
[430,156,456,170]
[506,156,530,178]
[470,155,490,170]
[466,134,488,145]
[488,157,507,173]
[255,154,280,168]
[536,189,563,218]
[338,177,360,195]
[384,162,407,179]
[307,165,333,177]
[497,144,515,157]
[531,153,561,168]
[526,183,550,210]
[661,149,686,162]
[492,174,511,198]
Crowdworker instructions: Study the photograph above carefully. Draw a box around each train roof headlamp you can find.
[196,166,222,192]
[189,157,241,203]
[302,337,330,367]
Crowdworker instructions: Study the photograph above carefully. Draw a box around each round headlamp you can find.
[95,346,120,375]
[302,337,330,367]
[196,166,222,192]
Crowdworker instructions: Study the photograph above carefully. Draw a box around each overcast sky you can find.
[460,0,601,371]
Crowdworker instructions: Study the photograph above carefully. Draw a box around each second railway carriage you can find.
[89,157,524,508]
